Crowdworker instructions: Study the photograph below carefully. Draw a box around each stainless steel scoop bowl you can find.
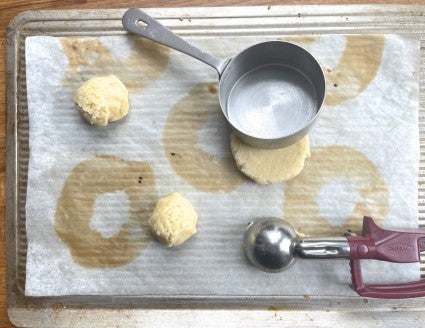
[123,9,326,149]
[243,217,299,272]
[243,217,350,273]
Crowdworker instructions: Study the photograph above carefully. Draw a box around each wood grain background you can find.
[1,0,422,327]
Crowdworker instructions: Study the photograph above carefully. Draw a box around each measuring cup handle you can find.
[122,8,229,76]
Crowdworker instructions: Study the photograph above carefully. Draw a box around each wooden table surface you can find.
[1,0,423,327]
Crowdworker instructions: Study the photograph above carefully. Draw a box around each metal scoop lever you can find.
[243,217,425,298]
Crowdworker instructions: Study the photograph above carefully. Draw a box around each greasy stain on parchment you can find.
[283,146,389,235]
[54,155,157,268]
[163,82,245,193]
[276,35,385,107]
[276,35,320,48]
[60,37,170,89]
[324,35,385,106]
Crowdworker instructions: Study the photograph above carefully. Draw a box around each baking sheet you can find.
[6,6,425,328]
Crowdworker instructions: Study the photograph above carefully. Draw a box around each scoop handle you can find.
[122,8,229,76]
[347,216,425,263]
[347,217,425,298]
[350,260,425,298]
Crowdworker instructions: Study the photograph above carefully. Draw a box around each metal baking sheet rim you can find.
[6,5,425,327]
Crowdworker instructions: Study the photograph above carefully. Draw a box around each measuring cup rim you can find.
[218,40,326,146]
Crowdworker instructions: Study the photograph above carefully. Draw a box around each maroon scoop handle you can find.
[350,260,425,298]
[347,217,425,298]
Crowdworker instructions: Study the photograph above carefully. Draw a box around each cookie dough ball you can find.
[230,134,310,184]
[74,75,129,126]
[148,193,198,247]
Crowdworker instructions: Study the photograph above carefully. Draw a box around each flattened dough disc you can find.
[230,134,310,184]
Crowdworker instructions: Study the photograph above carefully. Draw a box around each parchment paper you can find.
[24,33,420,296]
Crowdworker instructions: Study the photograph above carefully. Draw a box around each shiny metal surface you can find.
[243,218,351,273]
[227,64,318,139]
[122,8,230,75]
[243,217,298,272]
[222,41,325,148]
[295,237,351,259]
[122,8,325,149]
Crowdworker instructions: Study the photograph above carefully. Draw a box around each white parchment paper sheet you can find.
[24,33,420,296]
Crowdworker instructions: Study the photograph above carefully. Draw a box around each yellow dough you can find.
[230,134,310,184]
[74,75,129,126]
[148,193,198,247]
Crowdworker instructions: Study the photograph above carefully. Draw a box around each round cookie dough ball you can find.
[74,75,129,126]
[148,193,198,247]
[230,134,310,184]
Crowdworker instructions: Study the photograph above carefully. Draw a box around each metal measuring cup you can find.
[122,9,326,149]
